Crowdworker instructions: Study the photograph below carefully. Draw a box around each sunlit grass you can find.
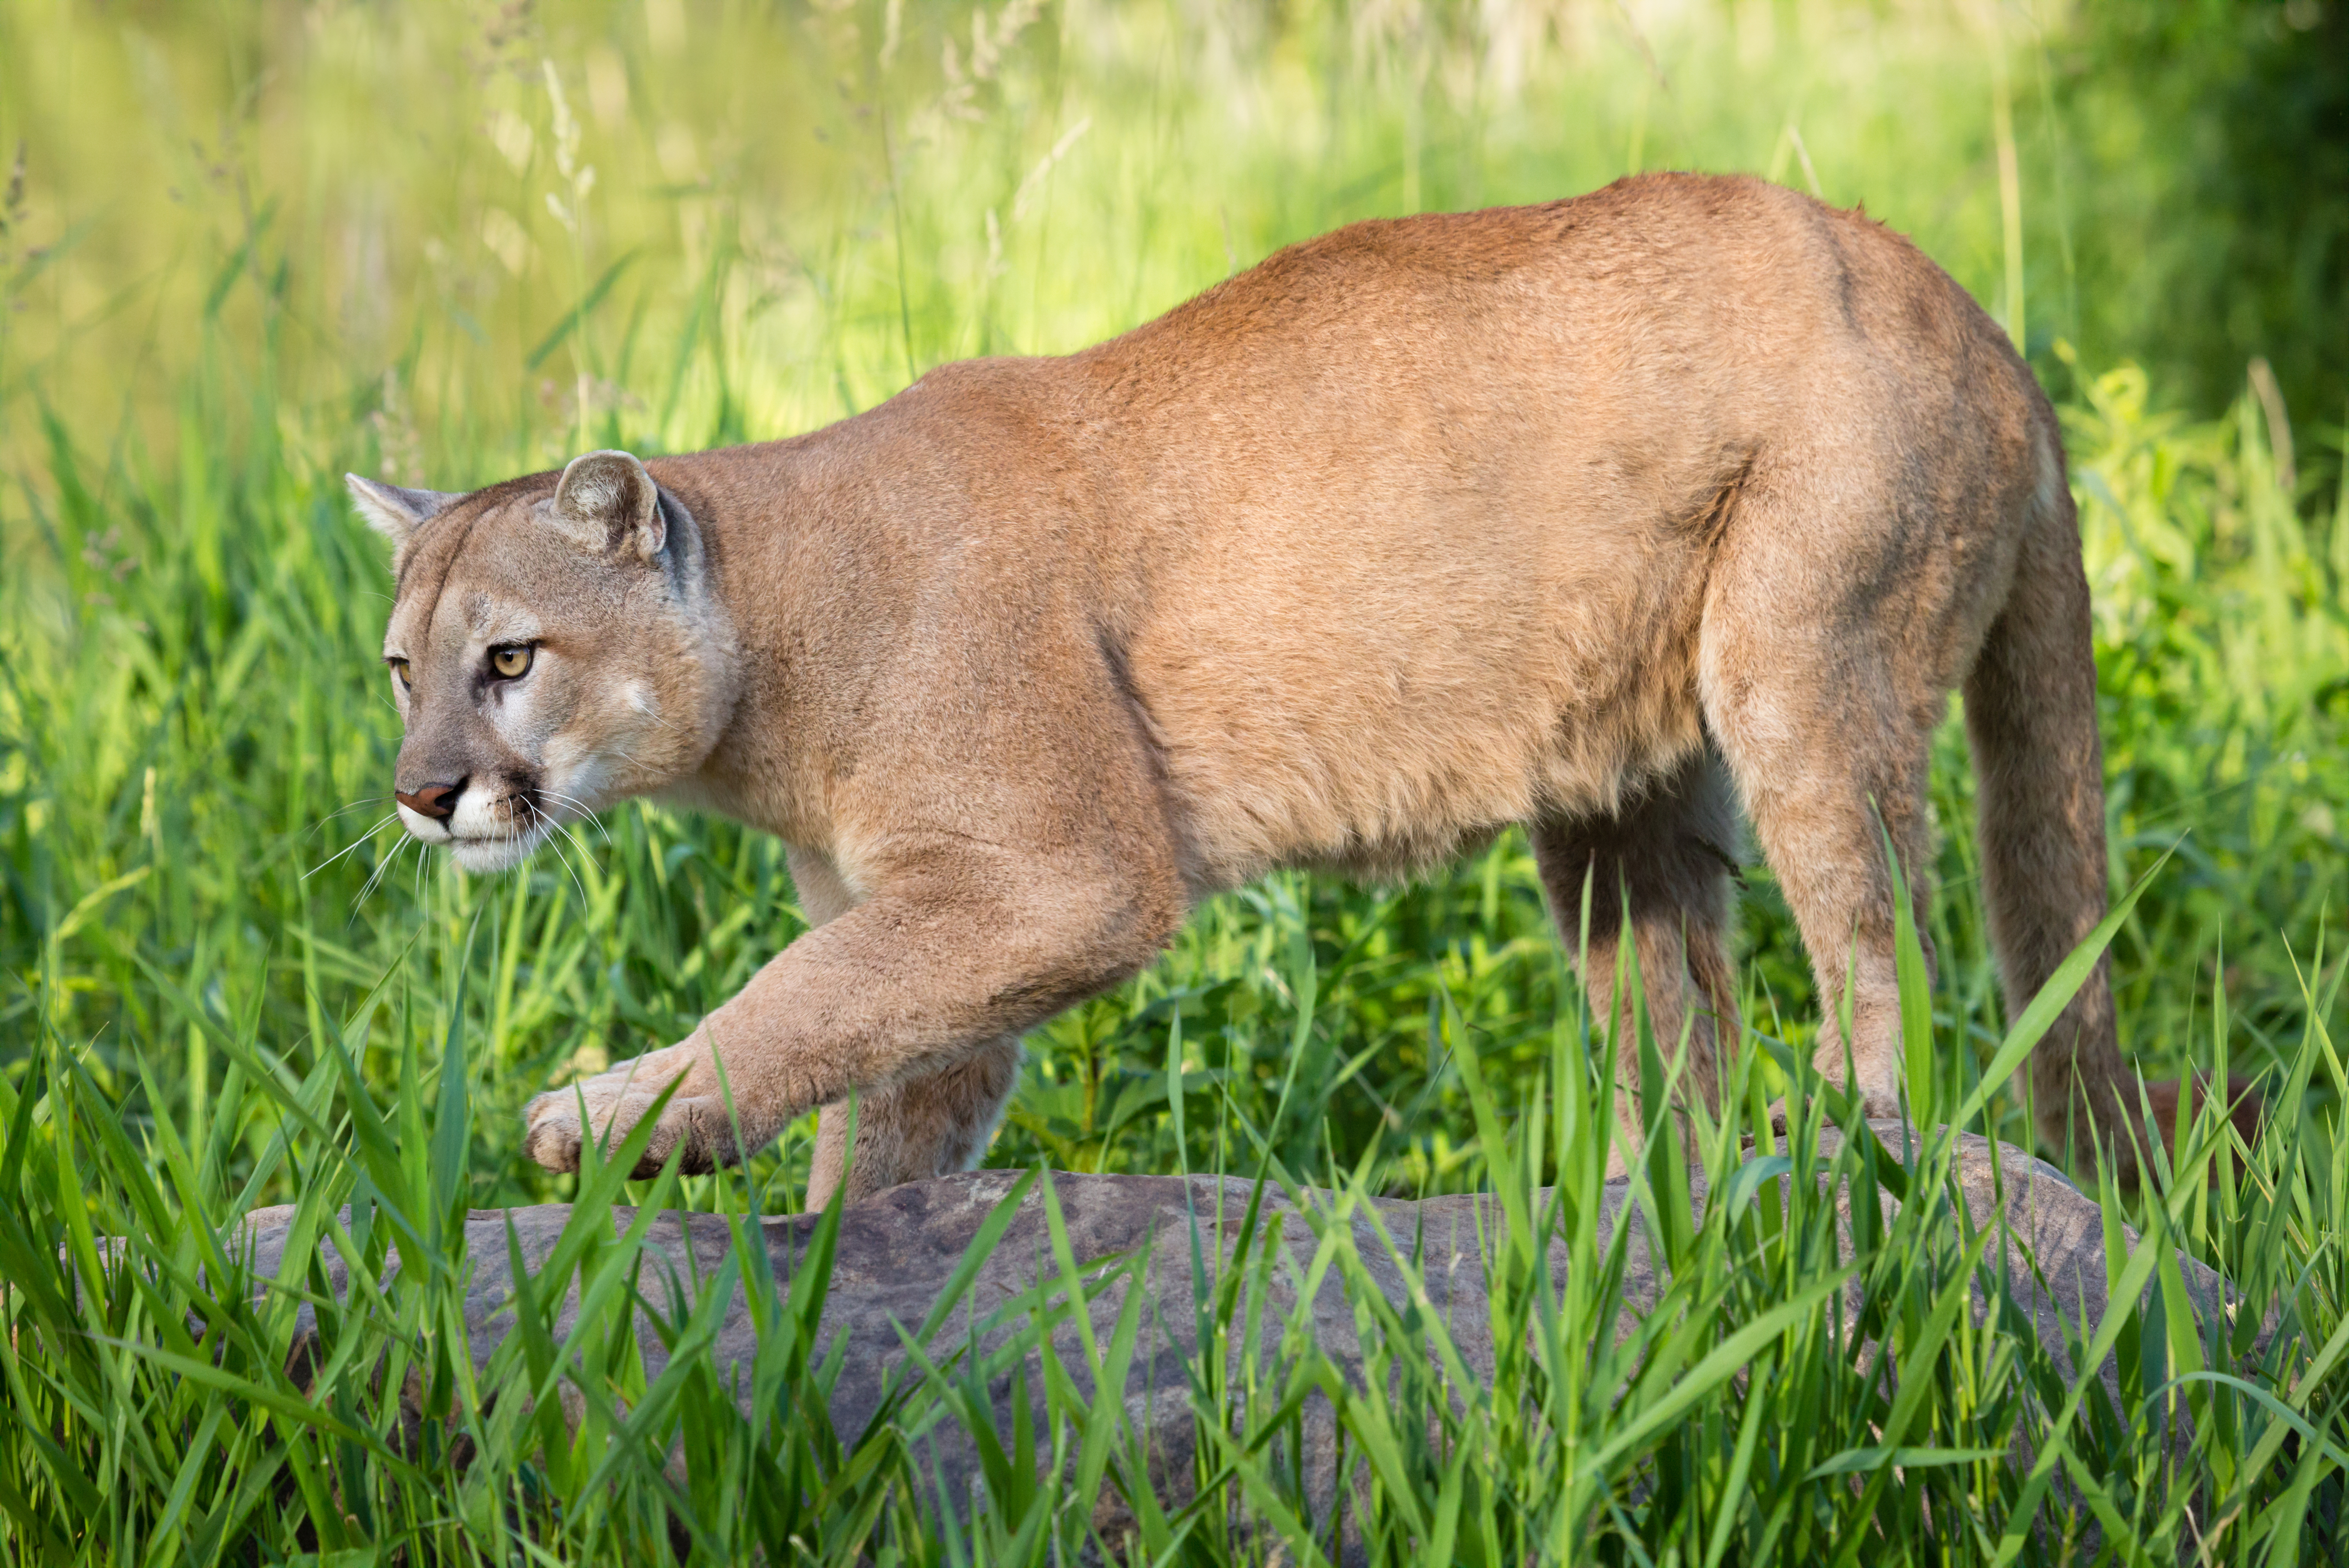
[4,860,2345,1562]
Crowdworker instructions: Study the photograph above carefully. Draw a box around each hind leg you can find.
[1696,528,1951,1122]
[786,848,1023,1207]
[1530,747,1744,1166]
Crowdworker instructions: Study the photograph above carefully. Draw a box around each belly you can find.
[1124,492,1716,889]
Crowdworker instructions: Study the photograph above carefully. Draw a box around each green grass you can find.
[4,0,2349,1560]
[5,831,2348,1564]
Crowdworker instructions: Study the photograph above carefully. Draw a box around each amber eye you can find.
[387,658,411,689]
[489,644,534,680]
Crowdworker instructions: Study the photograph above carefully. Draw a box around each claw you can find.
[518,1045,754,1178]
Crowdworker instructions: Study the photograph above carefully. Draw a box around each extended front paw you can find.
[521,1048,740,1177]
[522,1083,635,1174]
[522,1083,751,1177]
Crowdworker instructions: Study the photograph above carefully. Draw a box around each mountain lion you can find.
[351,173,2244,1204]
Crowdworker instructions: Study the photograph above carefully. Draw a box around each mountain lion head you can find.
[348,450,737,872]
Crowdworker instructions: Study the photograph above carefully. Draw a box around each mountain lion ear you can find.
[346,475,462,543]
[550,449,665,564]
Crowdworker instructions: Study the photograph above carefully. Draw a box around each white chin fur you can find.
[395,806,548,873]
[449,827,546,874]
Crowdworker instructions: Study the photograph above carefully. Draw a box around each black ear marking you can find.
[550,449,665,564]
[653,486,693,567]
[346,475,463,543]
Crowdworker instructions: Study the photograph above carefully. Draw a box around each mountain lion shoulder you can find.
[348,172,2251,1203]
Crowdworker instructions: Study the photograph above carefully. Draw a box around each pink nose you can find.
[396,780,463,820]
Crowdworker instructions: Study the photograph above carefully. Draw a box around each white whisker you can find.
[551,818,599,886]
[311,796,398,834]
[350,834,411,919]
[535,812,593,918]
[306,814,401,880]
[539,788,612,845]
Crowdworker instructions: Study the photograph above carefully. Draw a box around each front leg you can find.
[522,837,1181,1179]
[806,1032,1025,1206]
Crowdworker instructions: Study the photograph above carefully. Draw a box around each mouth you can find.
[394,788,580,873]
[444,825,550,873]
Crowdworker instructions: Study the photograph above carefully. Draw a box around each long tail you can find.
[1963,413,2257,1176]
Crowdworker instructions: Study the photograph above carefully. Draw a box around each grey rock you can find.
[225,1121,2241,1542]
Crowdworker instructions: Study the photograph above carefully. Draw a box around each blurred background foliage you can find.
[2060,0,2347,421]
[4,0,2341,481]
[0,0,2343,1208]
